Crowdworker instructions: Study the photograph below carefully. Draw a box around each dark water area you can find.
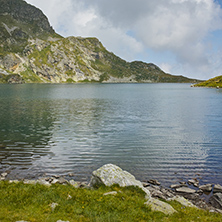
[0,83,222,187]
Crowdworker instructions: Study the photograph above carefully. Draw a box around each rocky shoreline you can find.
[1,164,222,215]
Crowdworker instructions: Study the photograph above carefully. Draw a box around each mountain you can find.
[193,75,222,88]
[0,0,200,83]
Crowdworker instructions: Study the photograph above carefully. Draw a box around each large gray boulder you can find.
[89,164,177,215]
[89,164,150,197]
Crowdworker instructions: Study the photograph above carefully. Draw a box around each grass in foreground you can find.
[0,181,221,222]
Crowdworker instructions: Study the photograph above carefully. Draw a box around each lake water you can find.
[0,83,222,187]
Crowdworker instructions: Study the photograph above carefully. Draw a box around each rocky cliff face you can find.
[0,0,56,54]
[0,0,54,34]
[0,0,199,83]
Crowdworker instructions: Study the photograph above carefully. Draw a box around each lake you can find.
[0,83,222,186]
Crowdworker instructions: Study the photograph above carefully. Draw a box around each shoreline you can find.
[1,171,222,213]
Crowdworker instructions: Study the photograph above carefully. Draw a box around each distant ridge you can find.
[194,75,222,88]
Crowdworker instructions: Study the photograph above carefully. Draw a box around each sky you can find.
[26,0,222,80]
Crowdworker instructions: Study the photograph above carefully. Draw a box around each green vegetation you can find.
[20,67,44,83]
[0,73,23,83]
[194,75,222,88]
[66,78,75,83]
[0,181,221,222]
[29,45,53,68]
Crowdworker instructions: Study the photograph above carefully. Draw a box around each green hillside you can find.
[194,75,222,88]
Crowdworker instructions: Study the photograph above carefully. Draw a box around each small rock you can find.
[103,191,118,196]
[160,188,175,199]
[50,202,59,211]
[214,184,222,193]
[79,182,88,188]
[67,194,72,200]
[142,182,150,187]
[169,196,197,208]
[57,177,67,184]
[69,180,80,188]
[45,177,52,182]
[179,182,187,185]
[175,187,196,194]
[57,220,70,222]
[16,221,29,222]
[148,179,161,186]
[209,193,222,210]
[188,179,199,187]
[1,172,8,177]
[68,173,75,177]
[23,180,37,185]
[146,187,165,200]
[9,180,19,184]
[145,198,177,215]
[193,183,199,187]
[51,178,60,184]
[170,184,187,189]
[37,178,51,187]
[52,175,60,179]
[196,189,204,195]
[199,184,212,192]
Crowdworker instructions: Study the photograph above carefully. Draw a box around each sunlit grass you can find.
[0,181,221,222]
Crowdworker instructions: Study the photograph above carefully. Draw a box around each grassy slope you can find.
[194,75,222,88]
[0,182,221,222]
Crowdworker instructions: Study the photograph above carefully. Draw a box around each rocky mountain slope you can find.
[0,0,200,83]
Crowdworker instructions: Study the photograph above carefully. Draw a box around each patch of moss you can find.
[66,78,75,83]
[65,70,75,76]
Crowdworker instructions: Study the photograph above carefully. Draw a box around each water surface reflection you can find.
[0,84,222,186]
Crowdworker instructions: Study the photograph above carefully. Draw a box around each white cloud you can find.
[160,63,172,73]
[26,0,222,79]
